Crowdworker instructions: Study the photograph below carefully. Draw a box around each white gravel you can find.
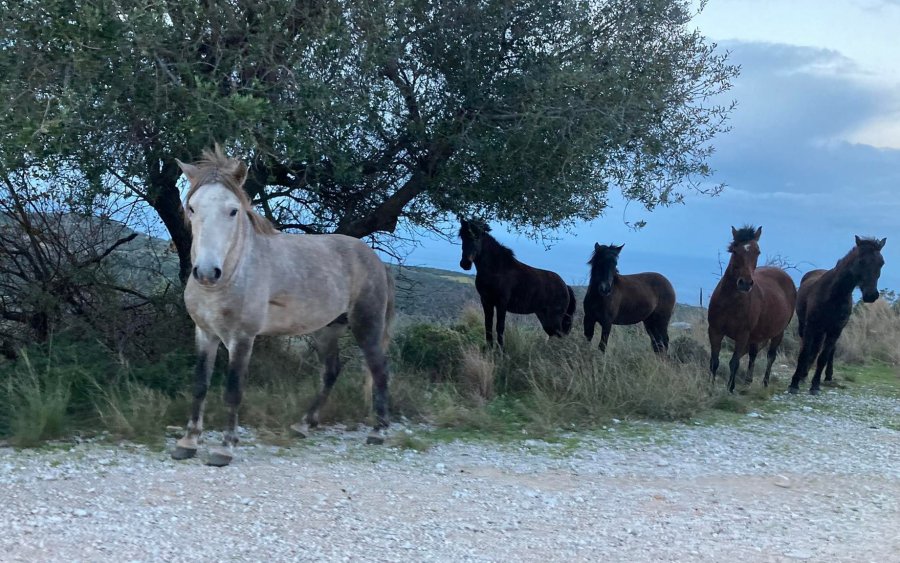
[1,384,898,562]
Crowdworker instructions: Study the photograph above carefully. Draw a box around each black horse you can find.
[459,219,576,347]
[584,243,676,354]
[789,236,886,395]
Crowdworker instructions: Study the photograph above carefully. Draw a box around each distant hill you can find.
[390,263,705,325]
[2,216,705,325]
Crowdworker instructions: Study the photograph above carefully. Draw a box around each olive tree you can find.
[1,0,737,282]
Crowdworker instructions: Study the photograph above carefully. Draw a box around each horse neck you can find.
[475,236,515,271]
[824,251,859,298]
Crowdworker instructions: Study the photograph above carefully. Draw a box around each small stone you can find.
[774,475,791,489]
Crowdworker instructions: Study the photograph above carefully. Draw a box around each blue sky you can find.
[401,0,900,304]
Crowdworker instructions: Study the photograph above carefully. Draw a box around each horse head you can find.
[853,235,887,303]
[178,145,263,287]
[459,218,490,270]
[728,225,762,293]
[588,243,623,297]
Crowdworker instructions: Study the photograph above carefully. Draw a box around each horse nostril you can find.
[213,268,222,280]
[192,266,199,280]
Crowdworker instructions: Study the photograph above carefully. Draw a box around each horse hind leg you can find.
[810,333,839,395]
[745,343,759,385]
[293,316,348,438]
[349,306,391,445]
[762,333,784,388]
[643,315,669,357]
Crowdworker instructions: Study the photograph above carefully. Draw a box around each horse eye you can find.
[229,209,238,217]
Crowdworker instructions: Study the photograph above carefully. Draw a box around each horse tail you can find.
[561,285,576,334]
[383,265,396,352]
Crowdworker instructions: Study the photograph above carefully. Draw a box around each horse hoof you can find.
[205,448,234,467]
[171,445,197,460]
[809,388,821,396]
[366,431,385,446]
[788,387,799,395]
[290,423,310,439]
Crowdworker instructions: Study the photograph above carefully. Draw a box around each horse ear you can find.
[231,161,249,186]
[176,159,200,183]
[594,242,601,251]
[731,226,738,238]
[879,237,887,249]
[615,244,625,254]
[754,226,762,241]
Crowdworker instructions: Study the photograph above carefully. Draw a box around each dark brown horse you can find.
[459,219,576,347]
[708,226,797,393]
[788,236,886,395]
[583,243,676,354]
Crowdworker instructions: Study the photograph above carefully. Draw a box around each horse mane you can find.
[480,231,516,264]
[833,237,882,270]
[728,225,758,252]
[183,145,278,236]
[854,237,883,251]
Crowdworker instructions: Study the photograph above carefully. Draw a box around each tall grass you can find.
[837,299,900,365]
[2,298,896,447]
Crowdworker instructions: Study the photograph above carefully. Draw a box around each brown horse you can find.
[788,236,886,395]
[583,243,676,354]
[708,226,797,392]
[459,219,576,347]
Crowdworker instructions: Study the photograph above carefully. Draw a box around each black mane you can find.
[481,231,516,264]
[728,225,758,252]
[588,245,620,278]
[855,237,883,251]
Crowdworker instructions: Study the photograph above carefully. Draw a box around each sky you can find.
[401,0,900,305]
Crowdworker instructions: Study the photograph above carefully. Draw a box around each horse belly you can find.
[260,295,343,336]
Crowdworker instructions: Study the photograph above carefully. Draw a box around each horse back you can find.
[478,260,568,315]
[595,272,675,325]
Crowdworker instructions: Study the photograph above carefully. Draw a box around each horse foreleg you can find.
[762,333,784,388]
[727,337,749,393]
[823,333,839,382]
[173,328,219,460]
[495,306,508,349]
[789,330,824,394]
[708,328,724,383]
[481,298,494,347]
[206,337,254,467]
[598,323,612,353]
[583,311,596,343]
[810,332,839,395]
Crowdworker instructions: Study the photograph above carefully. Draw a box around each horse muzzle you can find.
[736,278,754,293]
[460,257,473,271]
[862,291,880,303]
[192,265,223,286]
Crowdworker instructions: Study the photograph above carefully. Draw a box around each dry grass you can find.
[837,299,900,365]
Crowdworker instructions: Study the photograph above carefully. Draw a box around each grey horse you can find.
[172,146,394,466]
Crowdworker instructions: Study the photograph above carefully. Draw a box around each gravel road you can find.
[1,383,898,562]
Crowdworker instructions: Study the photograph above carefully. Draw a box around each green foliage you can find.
[1,0,737,250]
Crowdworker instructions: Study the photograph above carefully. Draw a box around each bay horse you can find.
[708,226,797,393]
[172,146,394,466]
[459,219,576,347]
[788,236,886,395]
[583,243,676,354]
